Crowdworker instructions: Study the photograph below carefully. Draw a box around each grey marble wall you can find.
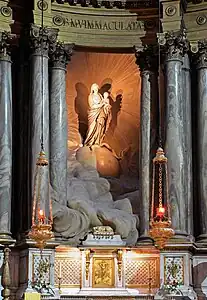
[182,54,193,237]
[49,43,73,205]
[135,46,157,242]
[164,32,189,238]
[0,34,12,239]
[196,41,207,242]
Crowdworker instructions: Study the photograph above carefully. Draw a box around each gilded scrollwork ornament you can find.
[50,42,74,69]
[29,24,58,56]
[134,44,158,73]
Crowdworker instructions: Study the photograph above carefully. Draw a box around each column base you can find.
[137,234,154,245]
[0,232,15,245]
[196,234,207,245]
[171,230,191,242]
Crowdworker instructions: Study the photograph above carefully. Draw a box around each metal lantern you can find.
[29,150,53,249]
[149,147,174,249]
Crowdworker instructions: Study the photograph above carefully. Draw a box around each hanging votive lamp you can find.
[29,150,54,250]
[149,147,174,249]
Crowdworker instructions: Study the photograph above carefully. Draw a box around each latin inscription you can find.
[53,16,144,31]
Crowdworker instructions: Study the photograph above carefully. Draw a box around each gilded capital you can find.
[50,42,74,70]
[161,29,189,61]
[194,40,207,69]
[134,44,158,73]
[29,24,58,56]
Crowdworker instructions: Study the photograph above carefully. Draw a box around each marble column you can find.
[0,32,13,240]
[182,53,193,237]
[164,31,189,238]
[195,41,207,242]
[49,43,73,205]
[29,26,58,203]
[135,46,158,242]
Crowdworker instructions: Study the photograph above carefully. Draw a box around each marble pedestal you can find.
[159,250,196,299]
[16,246,55,299]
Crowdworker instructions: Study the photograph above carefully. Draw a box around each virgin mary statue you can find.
[84,83,111,147]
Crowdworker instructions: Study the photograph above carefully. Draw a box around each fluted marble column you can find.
[135,46,158,242]
[182,53,193,237]
[29,25,58,199]
[195,41,207,243]
[0,32,13,240]
[164,31,189,239]
[49,43,73,205]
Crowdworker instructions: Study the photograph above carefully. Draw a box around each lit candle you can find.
[59,261,62,279]
[156,206,165,217]
[38,209,45,224]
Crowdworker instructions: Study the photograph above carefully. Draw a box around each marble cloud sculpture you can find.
[51,154,139,246]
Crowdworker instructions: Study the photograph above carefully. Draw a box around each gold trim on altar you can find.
[92,257,115,288]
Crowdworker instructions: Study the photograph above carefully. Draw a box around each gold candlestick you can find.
[58,261,62,294]
[148,263,152,295]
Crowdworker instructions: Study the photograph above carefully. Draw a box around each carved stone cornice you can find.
[134,44,158,74]
[0,31,14,59]
[49,42,74,70]
[29,24,58,56]
[159,29,189,62]
[192,40,207,69]
[52,0,157,9]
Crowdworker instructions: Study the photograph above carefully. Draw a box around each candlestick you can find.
[156,206,165,217]
[58,261,62,294]
[38,209,45,224]
[59,261,62,279]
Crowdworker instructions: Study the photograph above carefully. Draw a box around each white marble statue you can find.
[52,152,139,246]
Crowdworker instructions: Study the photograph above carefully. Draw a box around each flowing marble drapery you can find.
[29,25,58,200]
[49,43,73,206]
[182,53,193,237]
[163,31,189,238]
[0,32,13,239]
[195,41,207,242]
[135,46,158,242]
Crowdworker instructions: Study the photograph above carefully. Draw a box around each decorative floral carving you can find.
[165,5,177,17]
[37,0,48,11]
[194,40,207,69]
[53,15,64,26]
[0,6,12,17]
[29,25,58,56]
[50,42,74,69]
[0,31,13,57]
[162,29,189,61]
[196,15,207,26]
[144,19,156,30]
[134,44,158,73]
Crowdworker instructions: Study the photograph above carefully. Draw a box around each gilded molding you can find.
[134,44,158,73]
[50,42,74,69]
[29,24,58,56]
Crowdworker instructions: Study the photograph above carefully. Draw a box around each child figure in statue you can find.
[103,92,111,115]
